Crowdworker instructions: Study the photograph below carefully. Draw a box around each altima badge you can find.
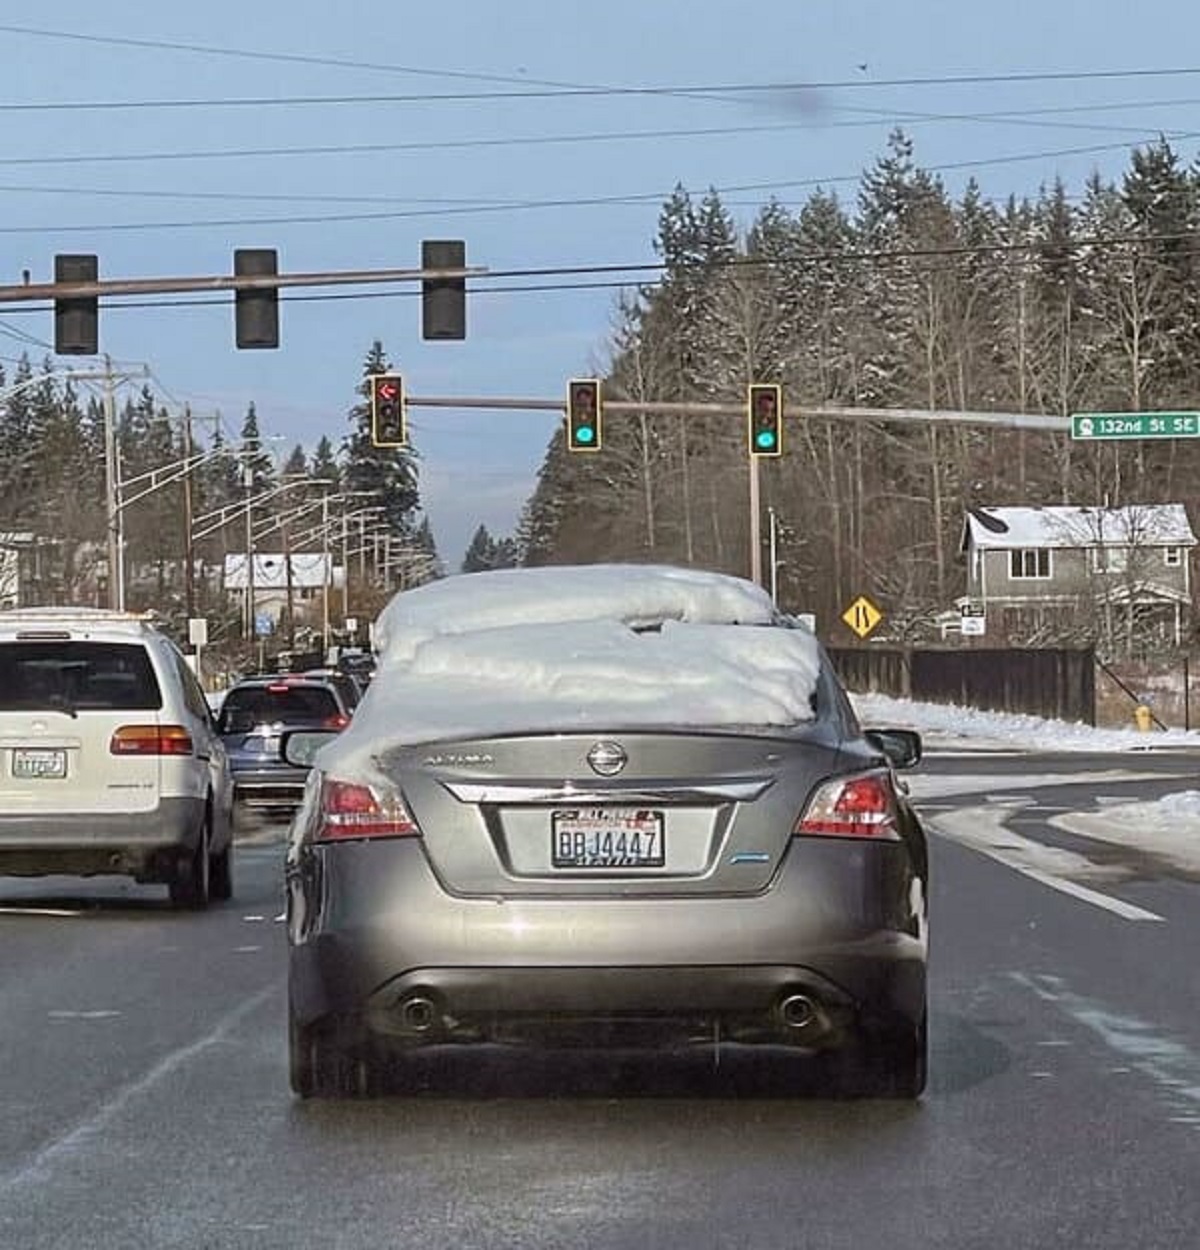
[587,741,627,776]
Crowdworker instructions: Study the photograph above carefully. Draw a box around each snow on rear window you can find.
[321,565,822,776]
[373,562,779,661]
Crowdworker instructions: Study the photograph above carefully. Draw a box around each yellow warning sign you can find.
[842,595,883,639]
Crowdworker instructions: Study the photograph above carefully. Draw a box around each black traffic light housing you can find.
[566,378,602,452]
[748,383,783,457]
[370,373,406,447]
[234,248,280,349]
[422,239,466,340]
[54,254,99,355]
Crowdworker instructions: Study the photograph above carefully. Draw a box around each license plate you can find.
[12,748,67,779]
[551,809,665,869]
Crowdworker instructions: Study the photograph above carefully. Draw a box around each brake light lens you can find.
[794,772,900,841]
[110,724,194,756]
[322,713,350,730]
[316,777,420,842]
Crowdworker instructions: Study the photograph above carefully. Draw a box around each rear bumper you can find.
[288,838,928,1047]
[232,766,308,808]
[0,796,207,881]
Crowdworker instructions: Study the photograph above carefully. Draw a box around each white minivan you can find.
[0,608,235,906]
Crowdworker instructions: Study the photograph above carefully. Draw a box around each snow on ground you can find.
[851,691,1200,753]
[1052,793,1200,875]
[854,693,1200,874]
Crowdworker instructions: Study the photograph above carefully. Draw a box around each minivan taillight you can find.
[316,778,420,842]
[794,772,901,841]
[110,724,194,756]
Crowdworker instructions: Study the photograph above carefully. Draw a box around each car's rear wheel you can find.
[832,1012,927,1099]
[169,821,211,909]
[289,1011,375,1099]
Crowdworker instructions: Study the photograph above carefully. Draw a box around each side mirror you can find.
[865,728,922,770]
[280,728,340,768]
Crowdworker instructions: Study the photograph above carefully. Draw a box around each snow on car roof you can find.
[319,565,823,775]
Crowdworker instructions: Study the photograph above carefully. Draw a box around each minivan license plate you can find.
[12,748,67,779]
[551,809,665,869]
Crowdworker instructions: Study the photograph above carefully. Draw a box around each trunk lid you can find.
[373,728,844,897]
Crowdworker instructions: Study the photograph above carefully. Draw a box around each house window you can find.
[1164,546,1183,568]
[1091,547,1129,574]
[1009,549,1050,579]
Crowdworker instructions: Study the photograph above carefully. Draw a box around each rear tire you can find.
[169,821,211,909]
[829,1012,927,1099]
[209,840,233,902]
[290,1011,375,1099]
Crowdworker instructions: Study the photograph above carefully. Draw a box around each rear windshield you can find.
[0,641,162,711]
[218,685,340,731]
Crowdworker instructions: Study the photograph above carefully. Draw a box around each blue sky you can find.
[2,1,1200,565]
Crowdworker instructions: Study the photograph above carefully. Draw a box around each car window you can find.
[0,641,162,711]
[172,650,213,722]
[217,684,340,731]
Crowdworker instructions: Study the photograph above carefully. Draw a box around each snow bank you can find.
[852,691,1200,753]
[320,566,822,775]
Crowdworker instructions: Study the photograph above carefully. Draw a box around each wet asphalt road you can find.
[1,753,1199,1249]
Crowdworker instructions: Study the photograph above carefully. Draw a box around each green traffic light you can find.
[756,429,777,450]
[575,425,595,444]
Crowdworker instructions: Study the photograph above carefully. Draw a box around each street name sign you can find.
[1071,412,1200,440]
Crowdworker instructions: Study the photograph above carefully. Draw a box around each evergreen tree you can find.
[341,340,420,536]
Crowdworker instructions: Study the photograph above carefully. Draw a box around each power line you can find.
[2,128,1197,235]
[9,68,1200,112]
[1,226,1196,324]
[1,98,1197,180]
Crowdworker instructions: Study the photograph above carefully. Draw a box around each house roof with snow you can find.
[961,505,1197,552]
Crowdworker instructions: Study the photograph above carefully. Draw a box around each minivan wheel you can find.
[209,840,233,902]
[169,822,211,909]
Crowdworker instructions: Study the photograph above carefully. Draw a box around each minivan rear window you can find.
[0,642,162,711]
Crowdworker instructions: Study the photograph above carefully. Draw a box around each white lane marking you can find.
[0,906,86,918]
[242,914,266,922]
[47,1010,121,1021]
[233,945,262,953]
[930,808,1165,922]
[0,984,275,1194]
[1012,973,1200,1129]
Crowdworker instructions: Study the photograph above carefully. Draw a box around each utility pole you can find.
[768,506,779,603]
[243,461,255,643]
[103,359,121,609]
[749,455,762,588]
[321,491,330,658]
[183,405,195,620]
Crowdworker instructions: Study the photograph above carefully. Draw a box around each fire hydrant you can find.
[1133,704,1154,733]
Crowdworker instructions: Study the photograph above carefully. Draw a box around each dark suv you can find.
[216,674,352,814]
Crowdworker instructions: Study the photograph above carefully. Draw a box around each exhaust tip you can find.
[399,995,437,1033]
[778,993,817,1031]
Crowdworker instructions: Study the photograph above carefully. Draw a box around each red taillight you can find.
[110,724,194,756]
[794,772,900,841]
[322,713,350,730]
[316,778,420,842]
